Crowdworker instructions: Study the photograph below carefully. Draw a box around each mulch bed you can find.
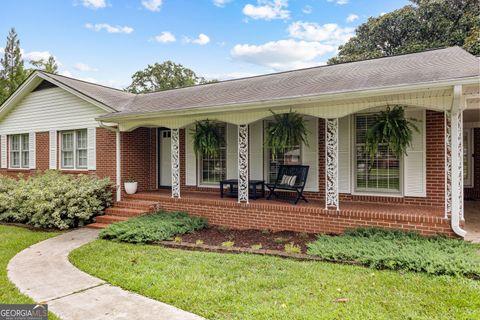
[179,226,318,254]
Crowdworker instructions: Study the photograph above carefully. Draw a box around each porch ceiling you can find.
[116,87,454,131]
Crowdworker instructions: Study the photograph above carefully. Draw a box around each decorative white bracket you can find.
[238,124,249,203]
[171,128,180,198]
[445,111,452,218]
[325,118,339,210]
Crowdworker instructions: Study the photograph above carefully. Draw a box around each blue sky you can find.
[2,0,408,88]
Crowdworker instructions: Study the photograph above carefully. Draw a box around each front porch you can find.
[124,190,450,236]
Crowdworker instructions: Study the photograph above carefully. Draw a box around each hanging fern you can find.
[265,110,309,159]
[365,105,419,160]
[190,120,224,158]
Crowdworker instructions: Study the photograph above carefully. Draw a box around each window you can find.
[9,134,29,168]
[354,114,401,193]
[464,129,473,187]
[199,124,226,184]
[61,129,88,169]
[264,121,302,183]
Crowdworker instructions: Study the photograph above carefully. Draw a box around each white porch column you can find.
[448,85,466,237]
[325,118,339,210]
[238,124,249,203]
[171,128,181,198]
[115,130,121,202]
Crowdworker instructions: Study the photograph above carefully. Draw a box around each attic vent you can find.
[32,80,57,92]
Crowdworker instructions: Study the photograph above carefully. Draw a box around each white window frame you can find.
[464,128,474,188]
[60,129,88,170]
[198,123,227,186]
[9,134,29,169]
[352,113,403,196]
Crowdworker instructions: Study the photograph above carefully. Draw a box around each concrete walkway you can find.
[7,228,205,320]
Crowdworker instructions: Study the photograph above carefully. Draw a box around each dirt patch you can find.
[179,226,318,253]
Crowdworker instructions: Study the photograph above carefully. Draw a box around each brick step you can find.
[96,215,128,224]
[105,207,147,217]
[115,200,159,211]
[125,193,168,202]
[86,222,109,229]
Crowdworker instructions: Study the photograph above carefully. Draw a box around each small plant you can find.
[196,239,204,245]
[284,242,302,254]
[265,109,309,159]
[174,236,182,243]
[124,177,137,183]
[274,237,289,244]
[251,244,263,250]
[221,241,235,248]
[298,232,309,239]
[261,229,271,235]
[191,120,224,158]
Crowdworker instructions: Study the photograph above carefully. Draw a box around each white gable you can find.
[0,86,108,135]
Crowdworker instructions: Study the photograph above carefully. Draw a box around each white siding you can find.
[303,117,319,192]
[338,116,351,193]
[185,124,197,186]
[49,130,57,169]
[1,135,6,168]
[87,128,96,170]
[404,109,426,197]
[29,132,36,169]
[0,87,107,135]
[249,121,263,180]
[226,123,238,179]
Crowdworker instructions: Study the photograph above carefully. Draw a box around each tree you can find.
[328,0,480,64]
[0,28,27,103]
[126,60,216,93]
[30,56,58,74]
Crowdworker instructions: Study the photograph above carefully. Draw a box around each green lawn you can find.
[70,240,480,320]
[0,225,60,319]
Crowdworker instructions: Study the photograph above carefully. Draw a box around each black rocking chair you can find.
[266,165,309,204]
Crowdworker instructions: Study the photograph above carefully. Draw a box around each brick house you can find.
[0,47,478,237]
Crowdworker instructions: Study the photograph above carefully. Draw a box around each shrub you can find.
[251,244,262,250]
[99,211,208,244]
[196,239,204,245]
[284,242,301,254]
[307,228,480,278]
[221,241,235,248]
[0,171,112,229]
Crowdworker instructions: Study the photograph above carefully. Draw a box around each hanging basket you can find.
[190,120,224,158]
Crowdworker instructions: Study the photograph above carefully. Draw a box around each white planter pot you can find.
[124,182,138,195]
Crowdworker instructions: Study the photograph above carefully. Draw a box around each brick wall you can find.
[465,127,480,200]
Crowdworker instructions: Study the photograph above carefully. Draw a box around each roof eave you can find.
[97,75,480,122]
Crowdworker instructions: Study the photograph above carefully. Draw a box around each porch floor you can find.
[129,189,444,217]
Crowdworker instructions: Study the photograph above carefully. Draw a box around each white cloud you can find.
[81,0,107,9]
[85,23,134,34]
[346,14,359,22]
[213,0,232,7]
[231,39,333,71]
[24,51,52,62]
[327,0,348,5]
[142,0,162,12]
[243,0,290,21]
[287,21,354,45]
[186,33,210,45]
[60,70,73,77]
[74,63,97,72]
[302,5,312,14]
[154,31,176,43]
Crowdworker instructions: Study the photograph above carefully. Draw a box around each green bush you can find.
[0,171,112,229]
[307,228,480,278]
[99,211,208,243]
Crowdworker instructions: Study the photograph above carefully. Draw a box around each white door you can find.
[159,130,172,187]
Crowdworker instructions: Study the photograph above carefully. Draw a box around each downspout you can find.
[98,122,122,203]
[450,85,466,237]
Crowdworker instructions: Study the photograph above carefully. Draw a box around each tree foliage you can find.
[328,0,480,64]
[126,60,216,93]
[30,56,59,74]
[0,28,27,103]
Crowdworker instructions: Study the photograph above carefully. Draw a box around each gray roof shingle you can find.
[40,47,480,118]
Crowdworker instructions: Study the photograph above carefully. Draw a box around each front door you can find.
[158,129,172,187]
